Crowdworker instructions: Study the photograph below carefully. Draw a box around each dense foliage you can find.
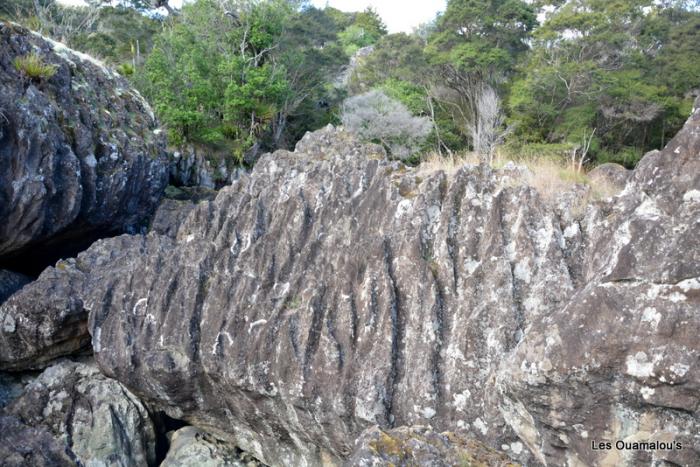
[3,0,699,168]
[508,0,700,166]
[350,0,699,166]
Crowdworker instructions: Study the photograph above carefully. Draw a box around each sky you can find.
[57,0,447,33]
[310,0,446,33]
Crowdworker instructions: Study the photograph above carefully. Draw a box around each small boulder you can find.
[588,162,630,190]
[162,426,262,467]
[0,259,89,370]
[1,359,157,466]
[150,198,198,239]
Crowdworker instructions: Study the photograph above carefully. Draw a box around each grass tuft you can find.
[14,52,57,80]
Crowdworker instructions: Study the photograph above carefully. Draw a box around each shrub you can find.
[13,52,57,80]
[116,63,135,76]
[341,90,431,160]
[596,146,644,168]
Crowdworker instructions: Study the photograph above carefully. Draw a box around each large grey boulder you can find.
[0,22,169,270]
[13,100,697,466]
[78,126,581,465]
[0,359,157,466]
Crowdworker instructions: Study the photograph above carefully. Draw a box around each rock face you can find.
[0,22,169,272]
[498,100,700,466]
[79,125,576,465]
[0,360,157,466]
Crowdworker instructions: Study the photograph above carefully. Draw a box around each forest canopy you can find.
[3,0,699,169]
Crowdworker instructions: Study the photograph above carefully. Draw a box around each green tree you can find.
[337,7,387,56]
[275,6,350,147]
[426,0,537,153]
[139,0,291,162]
[508,0,700,166]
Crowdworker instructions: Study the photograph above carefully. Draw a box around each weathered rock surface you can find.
[0,22,169,271]
[0,414,74,466]
[0,258,89,370]
[498,100,700,466]
[162,426,263,467]
[77,125,577,465]
[346,425,518,467]
[0,359,157,466]
[0,269,31,304]
[150,198,198,238]
[588,162,631,190]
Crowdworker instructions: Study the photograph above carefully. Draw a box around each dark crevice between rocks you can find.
[446,178,466,292]
[0,225,137,277]
[0,369,41,409]
[382,238,404,428]
[302,285,328,382]
[151,411,189,466]
[429,269,446,412]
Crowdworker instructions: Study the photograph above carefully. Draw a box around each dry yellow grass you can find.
[517,157,588,200]
[416,151,481,177]
[416,149,620,205]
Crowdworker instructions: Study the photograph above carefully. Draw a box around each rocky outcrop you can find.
[0,269,31,304]
[4,99,697,466]
[346,425,518,466]
[498,100,700,466]
[0,360,157,466]
[77,105,698,466]
[70,125,578,465]
[162,426,262,467]
[0,22,169,272]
